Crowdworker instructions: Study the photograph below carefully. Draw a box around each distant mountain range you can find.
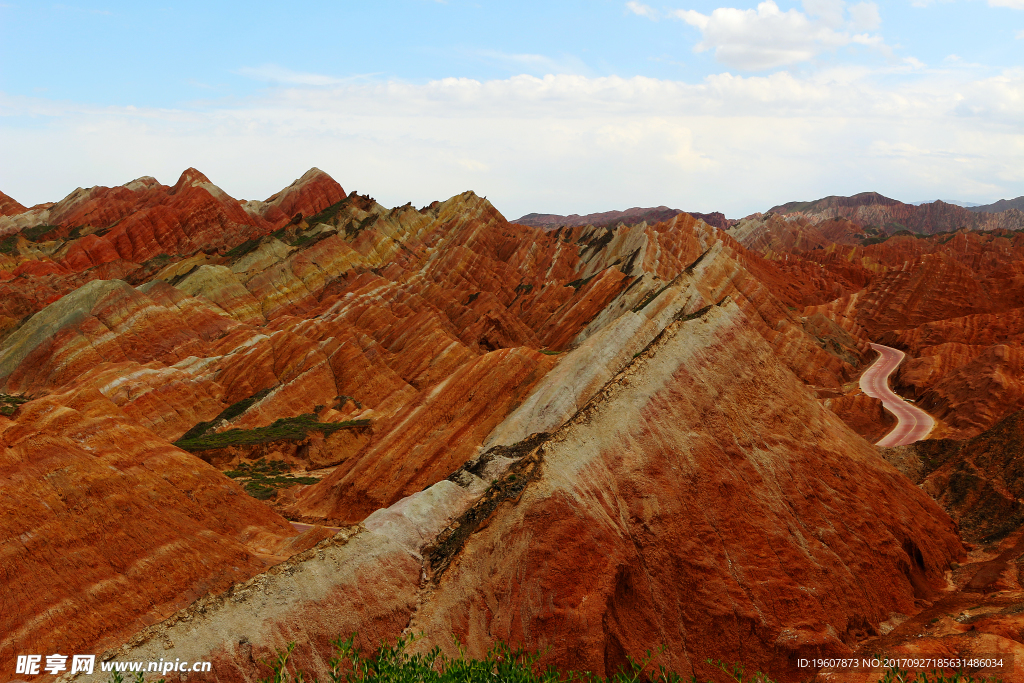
[968,196,1024,213]
[911,200,981,207]
[512,193,1024,235]
[514,206,730,231]
[768,191,1024,235]
[910,198,1024,211]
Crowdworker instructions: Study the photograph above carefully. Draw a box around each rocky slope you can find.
[853,314,1024,437]
[832,414,1024,683]
[0,171,987,683]
[884,410,1024,543]
[825,393,896,443]
[77,296,961,683]
[283,209,874,526]
[0,168,346,340]
[0,387,331,675]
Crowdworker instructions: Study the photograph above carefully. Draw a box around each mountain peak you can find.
[769,191,903,215]
[172,167,214,192]
[170,167,232,200]
[257,169,346,226]
[122,176,161,192]
[0,190,27,216]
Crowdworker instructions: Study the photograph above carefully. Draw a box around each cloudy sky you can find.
[1,0,1022,218]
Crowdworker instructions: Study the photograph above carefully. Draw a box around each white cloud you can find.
[989,0,1024,8]
[2,68,1023,218]
[803,0,846,28]
[671,0,888,70]
[626,1,659,19]
[848,2,881,30]
[1017,29,1024,38]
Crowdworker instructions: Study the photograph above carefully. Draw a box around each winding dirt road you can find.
[860,343,935,447]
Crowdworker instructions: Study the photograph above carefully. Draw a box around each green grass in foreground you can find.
[248,635,1002,683]
[101,635,1005,683]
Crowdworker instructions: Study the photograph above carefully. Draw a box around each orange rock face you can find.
[0,168,346,328]
[0,177,981,683]
[826,393,897,443]
[891,410,1024,542]
[0,389,320,676]
[411,303,960,682]
[290,347,556,524]
[843,414,1024,683]
[90,299,962,683]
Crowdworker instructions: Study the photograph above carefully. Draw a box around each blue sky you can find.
[1,1,1022,218]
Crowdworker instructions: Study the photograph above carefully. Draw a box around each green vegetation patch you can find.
[176,387,276,442]
[632,283,672,313]
[174,414,371,452]
[225,238,262,259]
[145,253,172,268]
[0,235,17,255]
[578,228,615,257]
[344,214,379,238]
[221,634,1002,683]
[21,224,59,242]
[224,458,319,500]
[256,634,694,683]
[0,393,29,417]
[567,274,595,291]
[290,233,317,248]
[305,197,353,227]
[102,631,1006,683]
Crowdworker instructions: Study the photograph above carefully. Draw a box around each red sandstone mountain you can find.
[0,172,1006,682]
[0,168,345,342]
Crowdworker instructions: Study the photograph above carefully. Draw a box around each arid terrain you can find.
[2,177,1024,682]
